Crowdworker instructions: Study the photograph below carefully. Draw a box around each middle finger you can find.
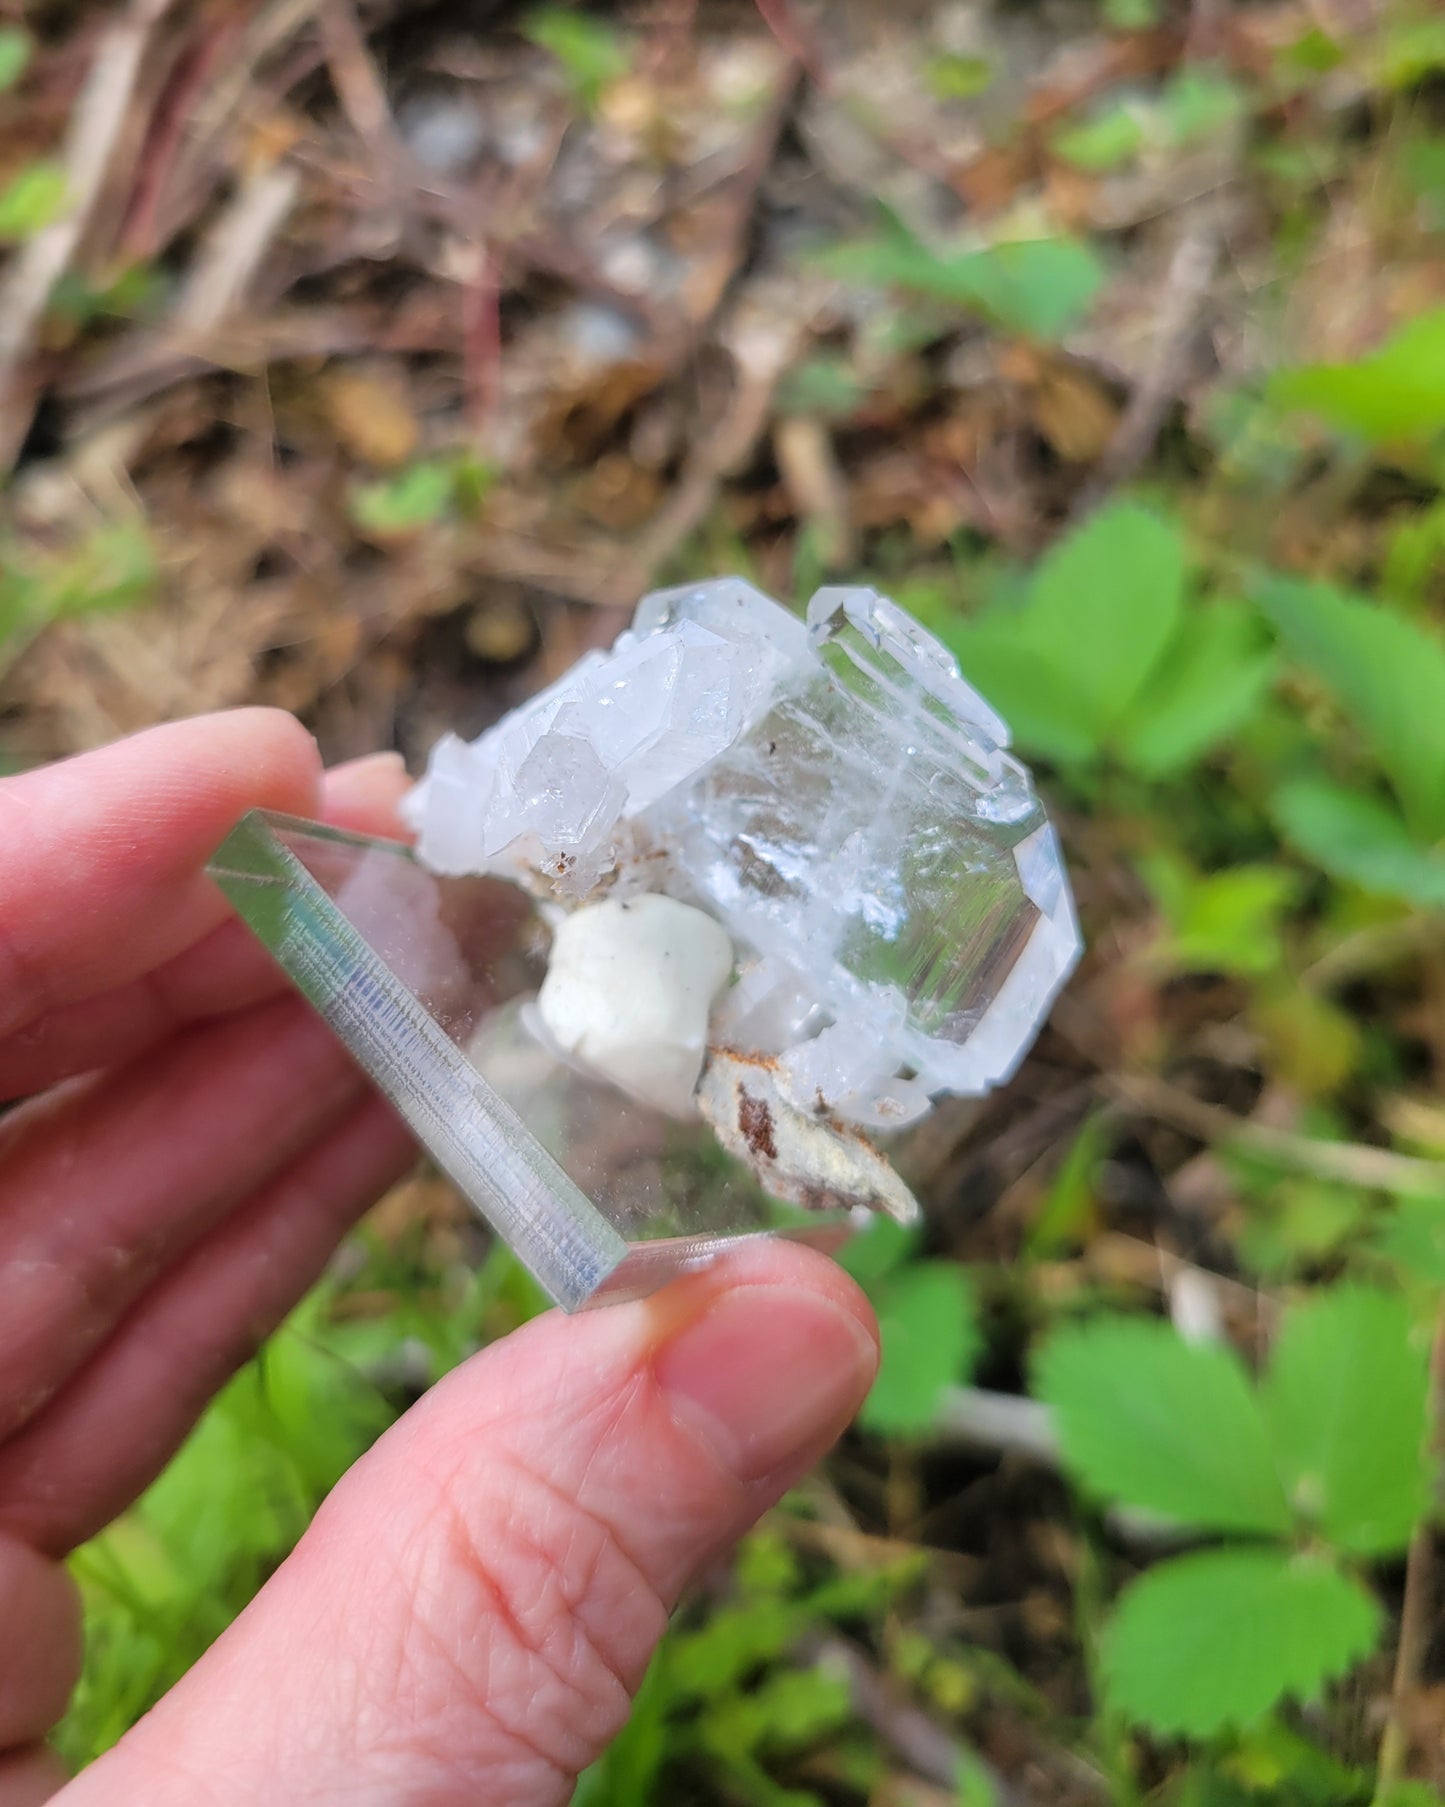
[0,996,367,1441]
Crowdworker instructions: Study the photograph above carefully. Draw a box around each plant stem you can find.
[1374,1308,1445,1800]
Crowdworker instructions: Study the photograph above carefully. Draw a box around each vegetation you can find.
[2,0,1444,1798]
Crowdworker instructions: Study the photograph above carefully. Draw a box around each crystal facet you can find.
[404,579,1081,1133]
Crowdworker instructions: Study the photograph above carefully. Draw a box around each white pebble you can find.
[536,895,734,1118]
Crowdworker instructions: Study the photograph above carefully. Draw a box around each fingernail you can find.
[655,1284,878,1484]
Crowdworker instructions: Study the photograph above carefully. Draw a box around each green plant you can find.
[938,501,1275,777]
[577,1524,926,1805]
[0,518,156,677]
[1268,308,1445,447]
[1139,852,1301,978]
[1052,66,1245,171]
[522,5,631,113]
[838,1217,981,1438]
[1035,1288,1431,1737]
[816,212,1105,341]
[59,1288,399,1765]
[1252,576,1445,907]
[349,452,495,538]
[0,160,67,238]
[0,25,32,91]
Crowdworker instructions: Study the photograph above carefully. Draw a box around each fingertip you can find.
[192,707,325,819]
[649,1242,879,1488]
[321,751,414,840]
[643,1237,880,1359]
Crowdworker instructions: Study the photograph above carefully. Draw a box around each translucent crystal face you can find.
[404,578,1081,1131]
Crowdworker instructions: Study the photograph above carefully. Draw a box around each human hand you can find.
[0,710,879,1806]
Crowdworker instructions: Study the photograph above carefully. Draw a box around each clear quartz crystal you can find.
[405,578,1081,1131]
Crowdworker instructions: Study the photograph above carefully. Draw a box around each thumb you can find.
[58,1241,878,1807]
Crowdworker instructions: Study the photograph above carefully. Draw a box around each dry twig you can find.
[0,0,176,470]
[1069,205,1226,520]
[1110,1072,1445,1200]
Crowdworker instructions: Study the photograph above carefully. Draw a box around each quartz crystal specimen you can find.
[405,578,1080,1206]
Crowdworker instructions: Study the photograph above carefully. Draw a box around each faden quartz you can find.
[404,579,1081,1142]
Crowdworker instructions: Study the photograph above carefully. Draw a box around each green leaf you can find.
[926,53,994,100]
[1103,1548,1381,1737]
[1372,1198,1445,1288]
[0,26,32,91]
[835,1213,917,1286]
[1158,67,1245,147]
[522,6,631,111]
[1104,0,1159,25]
[1260,1285,1429,1556]
[862,1262,982,1437]
[350,460,458,536]
[1113,599,1275,775]
[947,502,1187,766]
[0,161,68,239]
[1271,778,1445,907]
[702,1665,853,1759]
[817,228,1105,340]
[1255,575,1445,839]
[1025,1114,1108,1259]
[1140,854,1299,977]
[1035,1315,1291,1534]
[947,623,1101,765]
[1268,308,1445,446]
[1379,18,1445,89]
[1026,502,1186,736]
[1052,105,1145,172]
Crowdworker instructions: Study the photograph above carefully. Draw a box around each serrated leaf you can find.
[1103,1549,1380,1737]
[1255,575,1445,840]
[1259,1286,1429,1555]
[1269,308,1445,446]
[1035,1315,1291,1533]
[1113,599,1275,775]
[1271,778,1445,907]
[862,1262,981,1437]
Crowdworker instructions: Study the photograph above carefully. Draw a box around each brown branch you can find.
[1108,1072,1445,1200]
[0,0,177,471]
[1069,205,1226,521]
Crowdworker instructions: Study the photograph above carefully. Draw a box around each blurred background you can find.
[3,0,1445,1800]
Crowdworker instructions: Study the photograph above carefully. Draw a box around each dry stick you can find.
[0,0,176,472]
[1068,205,1226,521]
[170,163,302,334]
[1375,1310,1445,1799]
[1109,1072,1445,1200]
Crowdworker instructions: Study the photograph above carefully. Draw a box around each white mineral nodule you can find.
[404,575,1082,1180]
[536,894,734,1119]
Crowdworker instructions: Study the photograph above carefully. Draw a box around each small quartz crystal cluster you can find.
[404,579,1080,1217]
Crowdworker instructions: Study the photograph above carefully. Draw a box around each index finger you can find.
[0,709,323,1042]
